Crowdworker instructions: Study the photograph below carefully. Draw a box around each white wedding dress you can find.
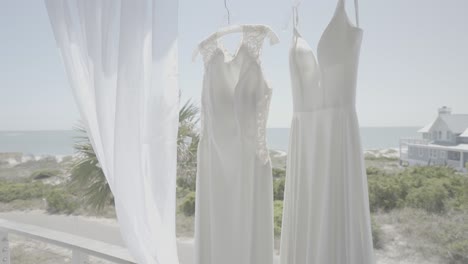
[280,1,375,263]
[194,25,279,264]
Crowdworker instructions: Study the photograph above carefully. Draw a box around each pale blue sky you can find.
[0,0,467,130]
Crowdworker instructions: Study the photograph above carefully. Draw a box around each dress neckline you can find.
[216,36,245,65]
[292,2,363,67]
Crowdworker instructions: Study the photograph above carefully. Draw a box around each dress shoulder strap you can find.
[337,0,360,27]
[242,25,279,59]
[193,37,218,65]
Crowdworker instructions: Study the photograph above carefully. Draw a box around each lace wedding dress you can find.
[280,1,375,263]
[194,25,279,264]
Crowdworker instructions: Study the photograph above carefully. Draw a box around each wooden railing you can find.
[0,219,135,264]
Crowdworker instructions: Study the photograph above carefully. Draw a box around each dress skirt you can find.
[280,106,375,264]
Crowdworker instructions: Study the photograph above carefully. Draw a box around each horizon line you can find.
[0,126,424,132]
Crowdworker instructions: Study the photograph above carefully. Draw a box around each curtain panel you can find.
[44,1,180,263]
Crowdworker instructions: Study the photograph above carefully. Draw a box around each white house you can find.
[400,106,468,172]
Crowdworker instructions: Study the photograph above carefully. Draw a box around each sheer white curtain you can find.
[44,1,179,263]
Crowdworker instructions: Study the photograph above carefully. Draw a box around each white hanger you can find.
[192,0,279,62]
[192,25,280,62]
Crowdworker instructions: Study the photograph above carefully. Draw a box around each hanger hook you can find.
[224,0,231,25]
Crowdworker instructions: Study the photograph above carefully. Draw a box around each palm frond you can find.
[69,98,201,211]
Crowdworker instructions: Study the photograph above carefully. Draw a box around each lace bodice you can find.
[196,25,279,165]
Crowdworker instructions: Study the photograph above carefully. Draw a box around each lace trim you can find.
[197,40,219,66]
[197,25,272,66]
[243,25,268,61]
[256,88,272,164]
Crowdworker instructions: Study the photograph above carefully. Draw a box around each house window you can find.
[440,150,446,159]
[447,131,452,141]
[448,151,461,161]
[432,131,437,140]
[438,131,442,140]
[431,149,438,159]
[419,148,424,157]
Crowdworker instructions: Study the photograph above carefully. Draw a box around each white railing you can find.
[399,138,431,161]
[0,219,135,264]
[400,138,431,146]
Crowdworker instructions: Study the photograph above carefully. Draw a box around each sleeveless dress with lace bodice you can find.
[280,1,375,263]
[194,25,278,264]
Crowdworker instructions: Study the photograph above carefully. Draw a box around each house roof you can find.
[418,114,468,134]
[418,119,436,133]
[441,114,468,134]
[461,128,468,138]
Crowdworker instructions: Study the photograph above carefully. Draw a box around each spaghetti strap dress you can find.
[280,1,375,263]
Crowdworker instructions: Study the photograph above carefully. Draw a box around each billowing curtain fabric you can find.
[44,1,180,263]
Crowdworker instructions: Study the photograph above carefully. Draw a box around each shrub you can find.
[367,166,468,213]
[177,176,196,191]
[46,190,78,214]
[389,208,468,263]
[274,177,285,201]
[368,174,405,212]
[406,179,449,214]
[176,186,191,199]
[371,216,384,249]
[447,239,468,263]
[30,169,61,180]
[180,191,196,217]
[0,181,47,203]
[274,201,283,237]
[366,166,387,176]
[272,168,286,178]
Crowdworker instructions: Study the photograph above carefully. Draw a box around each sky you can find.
[0,0,467,131]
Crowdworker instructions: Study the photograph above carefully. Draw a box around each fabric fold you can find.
[44,1,179,263]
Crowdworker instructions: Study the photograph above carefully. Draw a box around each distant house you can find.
[400,106,468,172]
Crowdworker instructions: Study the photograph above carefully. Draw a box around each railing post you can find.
[460,152,464,171]
[0,230,9,264]
[72,249,89,264]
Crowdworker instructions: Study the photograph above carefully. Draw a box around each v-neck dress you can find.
[194,25,277,264]
[280,1,375,263]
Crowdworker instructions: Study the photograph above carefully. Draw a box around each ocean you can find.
[0,128,420,155]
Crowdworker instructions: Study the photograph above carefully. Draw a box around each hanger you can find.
[192,0,279,62]
[192,25,280,62]
[224,0,231,26]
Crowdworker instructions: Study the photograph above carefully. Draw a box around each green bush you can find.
[366,167,387,176]
[274,201,283,237]
[406,179,449,213]
[272,168,286,178]
[0,181,48,203]
[177,176,196,191]
[176,186,191,199]
[367,166,468,213]
[371,216,384,249]
[180,191,196,217]
[30,169,61,180]
[447,240,468,263]
[274,177,285,201]
[368,174,405,212]
[46,190,78,214]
